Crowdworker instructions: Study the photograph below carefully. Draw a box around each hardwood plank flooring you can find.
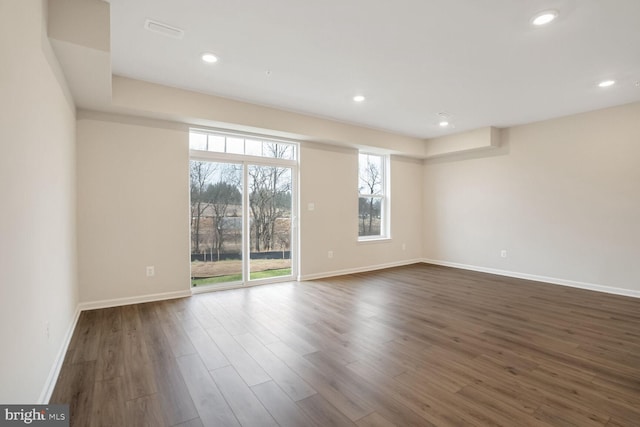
[210,365,278,427]
[51,264,640,426]
[251,380,316,427]
[91,377,126,427]
[176,353,239,426]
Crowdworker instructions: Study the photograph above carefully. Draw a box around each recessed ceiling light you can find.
[201,53,218,63]
[531,10,558,26]
[353,95,365,102]
[598,80,615,88]
[437,112,451,127]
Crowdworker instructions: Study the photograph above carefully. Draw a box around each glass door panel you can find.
[248,165,293,280]
[190,161,243,287]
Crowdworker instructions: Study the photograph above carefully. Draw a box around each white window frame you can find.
[189,128,297,162]
[358,152,390,242]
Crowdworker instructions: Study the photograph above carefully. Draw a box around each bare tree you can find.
[264,142,293,159]
[249,144,292,252]
[249,166,290,251]
[276,219,291,258]
[205,179,241,260]
[192,147,292,258]
[359,156,382,235]
[190,161,216,254]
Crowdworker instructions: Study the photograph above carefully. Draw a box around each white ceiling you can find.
[107,0,640,139]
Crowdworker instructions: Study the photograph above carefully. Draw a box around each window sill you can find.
[357,236,391,244]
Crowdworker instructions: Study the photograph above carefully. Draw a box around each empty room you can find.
[2,0,640,426]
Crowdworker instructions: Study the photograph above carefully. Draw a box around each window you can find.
[189,130,296,160]
[189,130,298,290]
[358,153,389,239]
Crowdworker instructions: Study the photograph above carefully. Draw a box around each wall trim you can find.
[299,258,423,281]
[39,305,81,404]
[78,290,193,311]
[422,258,640,299]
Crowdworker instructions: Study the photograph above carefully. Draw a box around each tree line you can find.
[190,160,292,260]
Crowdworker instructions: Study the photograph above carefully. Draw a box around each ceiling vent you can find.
[144,19,184,39]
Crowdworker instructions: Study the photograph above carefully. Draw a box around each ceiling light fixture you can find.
[201,53,218,63]
[437,112,451,128]
[531,10,558,26]
[598,80,615,88]
[353,95,366,102]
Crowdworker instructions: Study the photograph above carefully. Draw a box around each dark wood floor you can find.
[51,263,640,426]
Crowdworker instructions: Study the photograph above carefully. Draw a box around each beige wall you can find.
[0,0,78,402]
[299,145,423,278]
[299,144,359,276]
[424,102,640,292]
[75,117,423,292]
[77,101,640,297]
[76,114,191,303]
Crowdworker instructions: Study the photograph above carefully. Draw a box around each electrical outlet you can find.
[402,243,406,251]
[44,321,50,340]
[146,266,155,277]
[328,250,333,259]
[500,250,507,258]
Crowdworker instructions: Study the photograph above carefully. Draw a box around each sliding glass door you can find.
[189,130,297,290]
[248,164,293,280]
[190,161,243,287]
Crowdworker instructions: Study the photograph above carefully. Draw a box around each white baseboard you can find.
[299,258,423,281]
[78,289,193,311]
[39,305,81,404]
[422,258,640,299]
